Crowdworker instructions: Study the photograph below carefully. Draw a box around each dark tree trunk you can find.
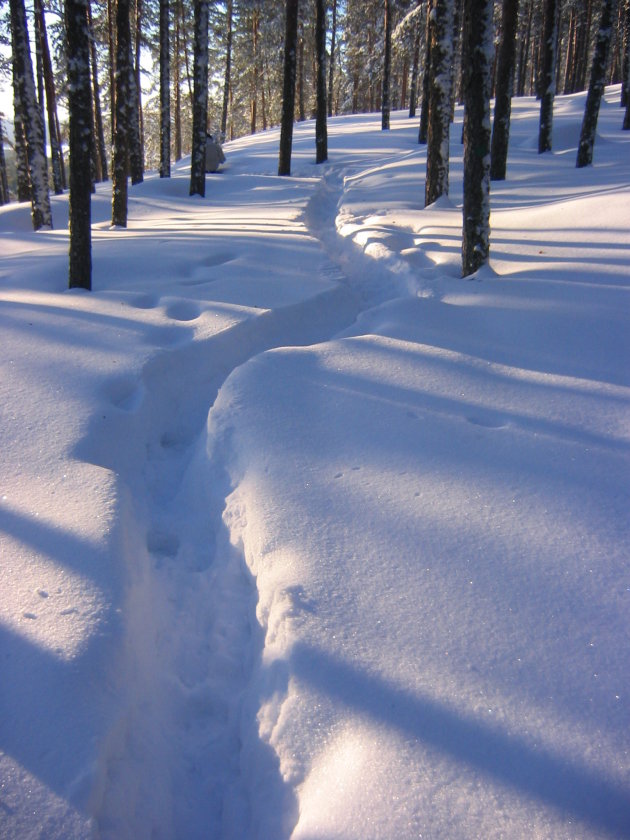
[250,7,260,134]
[112,0,130,226]
[107,0,116,147]
[189,0,209,196]
[13,106,31,202]
[297,21,306,122]
[128,20,144,185]
[462,0,493,276]
[517,0,534,95]
[65,0,92,289]
[88,0,108,181]
[425,0,454,205]
[35,0,65,193]
[174,0,182,160]
[418,5,432,142]
[577,0,616,166]
[278,0,299,176]
[315,0,328,162]
[490,0,519,180]
[538,0,559,152]
[0,117,9,204]
[382,0,392,129]
[621,0,630,105]
[160,0,171,177]
[328,0,337,117]
[408,3,422,118]
[221,0,233,139]
[9,0,52,229]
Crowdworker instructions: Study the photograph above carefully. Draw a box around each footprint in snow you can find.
[147,529,180,558]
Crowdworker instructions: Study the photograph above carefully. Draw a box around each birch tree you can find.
[9,0,52,229]
[66,0,92,289]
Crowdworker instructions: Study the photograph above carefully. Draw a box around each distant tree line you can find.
[0,0,628,284]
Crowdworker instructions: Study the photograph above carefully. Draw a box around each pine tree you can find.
[0,116,9,204]
[462,0,493,276]
[190,0,209,196]
[66,0,93,289]
[9,0,52,229]
[315,0,328,162]
[577,0,617,167]
[490,0,519,180]
[112,0,131,225]
[88,0,108,181]
[34,0,65,194]
[538,0,559,152]
[278,0,299,175]
[382,0,392,129]
[425,0,454,205]
[160,0,171,176]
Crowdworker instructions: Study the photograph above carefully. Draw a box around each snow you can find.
[1,89,629,839]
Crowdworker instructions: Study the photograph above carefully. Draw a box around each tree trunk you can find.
[128,9,144,185]
[13,106,31,202]
[65,0,92,289]
[189,0,209,196]
[418,5,432,142]
[621,0,630,105]
[462,0,493,276]
[409,4,422,118]
[538,0,559,152]
[425,0,454,205]
[382,0,392,129]
[112,0,130,226]
[315,0,328,162]
[107,0,116,147]
[250,7,260,135]
[221,0,233,140]
[328,0,337,117]
[88,0,108,181]
[490,0,519,180]
[9,0,52,229]
[160,0,171,177]
[279,0,299,176]
[35,0,65,193]
[174,0,182,160]
[0,117,9,204]
[577,0,616,166]
[297,21,306,122]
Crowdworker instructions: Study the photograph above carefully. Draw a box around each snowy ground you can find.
[1,89,629,839]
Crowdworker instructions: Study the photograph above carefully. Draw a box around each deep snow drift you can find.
[1,89,629,839]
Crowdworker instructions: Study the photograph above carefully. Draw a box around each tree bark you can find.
[409,3,422,118]
[35,0,66,193]
[278,0,299,176]
[425,0,454,205]
[65,0,92,289]
[9,0,52,229]
[462,0,493,276]
[315,0,328,161]
[328,0,337,117]
[88,0,108,181]
[490,0,519,180]
[0,116,9,204]
[418,4,432,142]
[189,0,209,196]
[382,0,392,129]
[112,0,130,226]
[538,0,559,152]
[128,7,144,185]
[577,0,617,166]
[160,0,171,177]
[174,0,182,160]
[221,0,233,140]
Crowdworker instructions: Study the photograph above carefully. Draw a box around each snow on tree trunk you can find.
[112,0,130,226]
[577,0,617,167]
[462,0,493,276]
[315,0,328,162]
[189,0,209,196]
[490,0,519,180]
[278,0,299,176]
[382,0,392,130]
[160,0,171,177]
[538,0,559,153]
[425,0,454,205]
[9,0,52,230]
[65,0,92,290]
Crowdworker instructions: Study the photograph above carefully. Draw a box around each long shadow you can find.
[290,643,630,837]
